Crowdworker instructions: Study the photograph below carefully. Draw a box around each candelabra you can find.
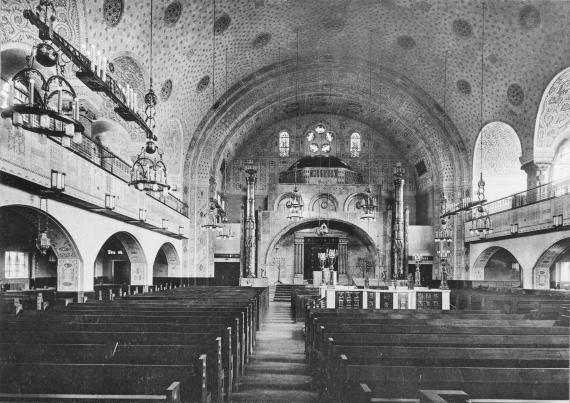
[414,253,422,287]
[437,248,451,290]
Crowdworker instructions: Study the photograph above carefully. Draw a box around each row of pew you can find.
[305,306,570,402]
[0,285,269,403]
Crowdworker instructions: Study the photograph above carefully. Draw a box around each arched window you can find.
[473,122,525,201]
[279,131,289,157]
[551,140,570,182]
[350,132,361,157]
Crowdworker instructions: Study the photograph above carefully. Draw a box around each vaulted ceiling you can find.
[2,0,569,193]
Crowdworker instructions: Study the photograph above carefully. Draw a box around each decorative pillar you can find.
[391,163,405,279]
[338,238,348,275]
[244,164,257,278]
[403,206,410,277]
[294,237,304,275]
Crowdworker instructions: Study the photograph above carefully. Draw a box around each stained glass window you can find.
[279,131,289,157]
[350,132,361,157]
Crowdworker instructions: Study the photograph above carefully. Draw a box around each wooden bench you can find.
[0,362,206,402]
[0,381,180,402]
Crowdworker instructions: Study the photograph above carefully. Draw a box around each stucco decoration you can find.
[534,67,570,161]
[532,238,570,289]
[1,0,81,47]
[473,122,525,201]
[157,117,184,187]
[103,0,124,27]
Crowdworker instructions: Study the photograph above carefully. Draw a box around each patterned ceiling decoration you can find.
[452,19,473,38]
[396,35,416,49]
[519,5,541,30]
[161,79,173,101]
[196,75,210,92]
[457,80,472,95]
[164,1,182,26]
[507,83,524,107]
[213,13,231,35]
[252,32,272,49]
[103,0,124,27]
[5,0,570,202]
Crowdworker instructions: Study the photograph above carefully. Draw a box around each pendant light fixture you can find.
[287,32,304,222]
[36,197,51,255]
[358,31,378,221]
[129,0,170,196]
[470,2,492,237]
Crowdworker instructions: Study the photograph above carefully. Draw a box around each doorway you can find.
[303,237,339,280]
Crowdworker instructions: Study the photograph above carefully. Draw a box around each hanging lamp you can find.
[1,28,85,147]
[470,2,492,237]
[287,32,304,222]
[36,197,51,255]
[129,0,170,196]
[358,32,378,221]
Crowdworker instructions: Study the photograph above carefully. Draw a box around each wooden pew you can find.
[337,362,568,402]
[0,362,206,402]
[0,381,180,402]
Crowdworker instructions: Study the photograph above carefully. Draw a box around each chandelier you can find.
[1,47,84,147]
[469,174,492,236]
[435,192,452,243]
[128,0,169,195]
[357,187,377,221]
[286,186,304,221]
[36,197,51,255]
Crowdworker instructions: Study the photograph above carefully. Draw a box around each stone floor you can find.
[231,302,318,403]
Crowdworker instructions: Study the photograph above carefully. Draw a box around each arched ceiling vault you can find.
[186,58,470,194]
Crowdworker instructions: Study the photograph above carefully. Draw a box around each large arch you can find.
[94,232,147,286]
[472,246,522,283]
[534,67,570,164]
[263,218,379,266]
[472,122,526,202]
[0,204,83,292]
[152,242,181,282]
[532,238,570,289]
[185,58,469,197]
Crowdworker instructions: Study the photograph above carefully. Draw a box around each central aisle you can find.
[231,301,318,403]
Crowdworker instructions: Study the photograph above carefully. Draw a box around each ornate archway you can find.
[0,204,83,292]
[532,238,570,289]
[94,232,147,286]
[153,242,181,280]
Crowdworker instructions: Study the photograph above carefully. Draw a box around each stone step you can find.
[245,361,311,374]
[231,389,318,402]
[250,352,307,363]
[239,373,314,391]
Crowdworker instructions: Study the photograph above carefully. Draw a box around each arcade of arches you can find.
[2,0,570,294]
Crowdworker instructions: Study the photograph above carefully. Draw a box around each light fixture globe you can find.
[35,43,58,67]
[145,139,157,154]
[36,231,51,255]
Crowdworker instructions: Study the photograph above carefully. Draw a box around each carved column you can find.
[294,237,304,275]
[244,165,257,278]
[338,238,348,275]
[391,163,405,279]
[403,206,410,277]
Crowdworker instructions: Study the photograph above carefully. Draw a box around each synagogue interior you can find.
[0,0,569,402]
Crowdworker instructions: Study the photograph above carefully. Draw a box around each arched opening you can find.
[532,238,570,290]
[472,246,522,287]
[265,218,378,284]
[473,122,526,202]
[94,232,147,288]
[152,242,180,285]
[0,204,82,292]
[483,248,522,286]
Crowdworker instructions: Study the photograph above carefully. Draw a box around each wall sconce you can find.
[138,208,147,222]
[553,214,563,227]
[162,218,169,229]
[511,262,520,271]
[178,226,184,235]
[105,193,116,210]
[510,223,518,234]
[50,170,66,191]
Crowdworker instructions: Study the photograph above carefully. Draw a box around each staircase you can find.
[231,302,317,402]
[273,284,294,302]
